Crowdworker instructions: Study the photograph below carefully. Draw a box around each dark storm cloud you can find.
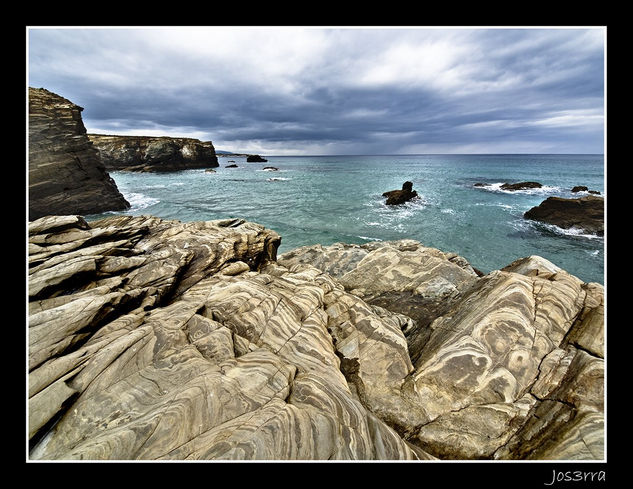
[27,27,605,154]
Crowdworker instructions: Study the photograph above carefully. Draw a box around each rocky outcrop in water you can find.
[382,181,418,205]
[247,155,268,162]
[571,186,601,195]
[500,181,542,191]
[28,88,130,220]
[28,216,604,461]
[88,134,219,172]
[524,195,604,236]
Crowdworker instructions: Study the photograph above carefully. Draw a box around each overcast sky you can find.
[27,26,605,155]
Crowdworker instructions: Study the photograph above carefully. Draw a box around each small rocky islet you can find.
[471,181,604,237]
[27,87,605,461]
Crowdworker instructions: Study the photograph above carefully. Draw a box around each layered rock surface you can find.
[28,88,130,220]
[88,134,219,172]
[28,216,604,461]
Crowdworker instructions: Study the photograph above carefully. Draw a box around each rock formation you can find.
[247,155,268,162]
[500,181,542,191]
[571,186,601,195]
[28,216,604,461]
[28,88,130,220]
[382,181,418,205]
[524,195,604,236]
[88,134,219,172]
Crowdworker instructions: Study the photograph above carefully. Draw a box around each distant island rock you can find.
[247,154,268,162]
[28,87,130,220]
[524,195,604,236]
[88,134,219,172]
[382,181,418,205]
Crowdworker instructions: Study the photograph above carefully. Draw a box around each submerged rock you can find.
[28,216,604,461]
[382,181,418,205]
[524,195,604,236]
[226,164,238,168]
[28,88,130,220]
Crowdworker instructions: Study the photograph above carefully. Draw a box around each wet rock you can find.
[382,181,418,205]
[524,195,604,236]
[500,181,542,191]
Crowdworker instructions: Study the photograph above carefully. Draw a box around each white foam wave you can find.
[474,182,561,195]
[125,192,160,210]
[545,224,603,240]
[357,235,382,242]
[519,219,603,240]
[266,177,291,181]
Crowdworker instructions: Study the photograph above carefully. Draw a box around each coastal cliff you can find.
[88,134,219,172]
[28,88,130,220]
[28,215,604,461]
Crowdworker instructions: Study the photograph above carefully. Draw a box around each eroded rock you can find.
[28,216,604,461]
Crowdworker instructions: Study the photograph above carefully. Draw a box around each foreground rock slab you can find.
[28,215,428,460]
[280,246,605,460]
[28,217,604,460]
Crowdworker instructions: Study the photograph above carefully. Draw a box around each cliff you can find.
[88,134,219,172]
[28,88,130,220]
[28,215,604,461]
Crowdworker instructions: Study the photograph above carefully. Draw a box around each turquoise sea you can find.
[89,154,605,284]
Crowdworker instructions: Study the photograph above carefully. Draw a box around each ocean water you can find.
[89,154,605,284]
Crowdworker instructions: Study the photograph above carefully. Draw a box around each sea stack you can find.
[247,154,268,162]
[28,87,130,220]
[383,181,418,205]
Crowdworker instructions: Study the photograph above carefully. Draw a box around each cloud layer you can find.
[28,27,605,155]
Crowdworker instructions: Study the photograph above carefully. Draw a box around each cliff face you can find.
[28,215,604,461]
[88,134,219,172]
[28,88,130,220]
